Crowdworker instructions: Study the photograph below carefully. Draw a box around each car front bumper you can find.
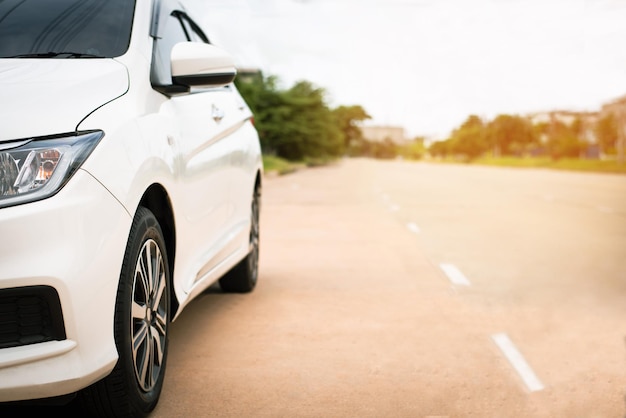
[0,169,131,402]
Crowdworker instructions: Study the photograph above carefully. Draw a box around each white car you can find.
[0,0,262,416]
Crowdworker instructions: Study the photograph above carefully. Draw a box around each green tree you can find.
[428,139,452,158]
[448,115,488,160]
[269,81,342,160]
[532,121,550,146]
[332,105,371,156]
[398,137,426,160]
[485,114,537,156]
[545,120,584,160]
[235,75,344,161]
[235,74,284,155]
[594,113,619,154]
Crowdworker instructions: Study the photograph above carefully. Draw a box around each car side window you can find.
[150,2,209,94]
[177,13,209,44]
[150,11,190,93]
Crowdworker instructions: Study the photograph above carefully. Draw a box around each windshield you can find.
[0,0,136,58]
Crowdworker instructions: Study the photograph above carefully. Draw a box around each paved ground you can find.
[152,158,626,417]
[2,158,625,417]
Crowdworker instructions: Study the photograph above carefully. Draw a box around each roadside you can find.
[423,155,626,175]
[265,155,626,177]
[263,155,340,176]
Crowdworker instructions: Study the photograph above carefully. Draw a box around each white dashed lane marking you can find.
[439,263,471,286]
[406,222,420,234]
[492,333,545,392]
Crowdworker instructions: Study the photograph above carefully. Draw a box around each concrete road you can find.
[151,158,626,417]
[3,158,625,417]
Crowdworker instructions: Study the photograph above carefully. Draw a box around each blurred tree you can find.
[570,116,585,137]
[428,139,452,158]
[398,137,426,160]
[485,114,537,156]
[332,105,371,156]
[271,81,343,160]
[235,75,343,161]
[545,120,584,160]
[448,115,488,160]
[366,138,398,159]
[235,74,283,155]
[594,113,619,155]
[530,121,551,156]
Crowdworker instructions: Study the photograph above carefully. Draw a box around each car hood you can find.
[0,59,129,142]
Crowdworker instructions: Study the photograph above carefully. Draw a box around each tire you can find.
[79,207,170,418]
[219,185,261,293]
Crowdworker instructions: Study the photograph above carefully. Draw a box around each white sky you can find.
[186,0,626,140]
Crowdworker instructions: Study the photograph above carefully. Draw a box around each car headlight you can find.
[0,131,104,209]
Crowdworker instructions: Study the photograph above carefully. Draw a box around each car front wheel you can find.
[79,207,170,418]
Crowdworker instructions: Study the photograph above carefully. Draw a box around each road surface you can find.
[153,158,626,417]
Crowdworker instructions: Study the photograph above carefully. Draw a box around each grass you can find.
[265,154,626,176]
[433,156,626,175]
[262,155,340,176]
[262,155,299,175]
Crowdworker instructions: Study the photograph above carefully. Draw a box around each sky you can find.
[185,0,626,140]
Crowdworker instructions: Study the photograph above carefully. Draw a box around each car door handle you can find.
[212,104,225,123]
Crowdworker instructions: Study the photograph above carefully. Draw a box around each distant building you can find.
[527,110,598,130]
[361,125,407,144]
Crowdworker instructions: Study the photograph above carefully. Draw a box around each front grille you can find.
[0,286,66,349]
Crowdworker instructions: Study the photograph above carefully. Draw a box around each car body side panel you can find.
[79,24,262,316]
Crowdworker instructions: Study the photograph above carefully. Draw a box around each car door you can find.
[151,5,247,293]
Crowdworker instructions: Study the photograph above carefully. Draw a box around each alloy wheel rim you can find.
[131,238,167,392]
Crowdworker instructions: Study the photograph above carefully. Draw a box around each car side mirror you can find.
[171,42,237,89]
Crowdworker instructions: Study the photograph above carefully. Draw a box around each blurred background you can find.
[186,0,626,170]
[151,3,626,415]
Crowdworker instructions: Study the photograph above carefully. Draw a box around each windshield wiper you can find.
[4,52,104,58]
